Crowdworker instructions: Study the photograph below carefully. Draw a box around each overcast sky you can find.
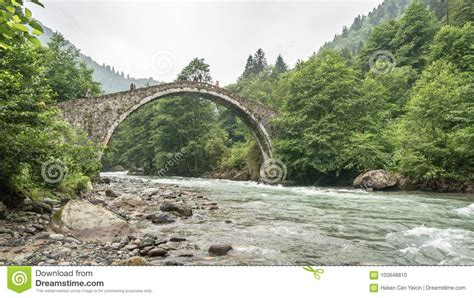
[30,0,383,84]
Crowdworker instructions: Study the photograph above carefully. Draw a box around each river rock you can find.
[142,188,160,197]
[35,202,52,214]
[49,233,65,241]
[43,197,57,207]
[113,194,146,209]
[125,244,138,250]
[148,213,175,224]
[208,244,233,256]
[353,170,398,190]
[32,231,51,240]
[160,202,192,217]
[147,248,167,257]
[105,188,119,198]
[144,233,158,240]
[139,237,155,248]
[60,200,130,241]
[99,177,112,184]
[113,256,150,266]
[64,237,81,244]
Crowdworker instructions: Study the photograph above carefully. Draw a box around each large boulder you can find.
[208,244,233,256]
[353,170,398,191]
[60,200,130,241]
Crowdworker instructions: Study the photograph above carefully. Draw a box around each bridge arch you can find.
[58,82,277,161]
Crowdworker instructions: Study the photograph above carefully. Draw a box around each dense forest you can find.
[0,0,473,211]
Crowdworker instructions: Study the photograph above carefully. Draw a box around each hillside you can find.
[321,0,447,53]
[38,24,160,94]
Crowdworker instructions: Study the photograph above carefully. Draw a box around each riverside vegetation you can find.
[0,0,473,265]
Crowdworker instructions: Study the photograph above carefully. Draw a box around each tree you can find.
[274,50,364,182]
[357,19,399,72]
[176,57,212,82]
[44,33,101,102]
[394,60,473,189]
[0,0,44,49]
[351,15,363,31]
[429,22,473,72]
[252,48,267,74]
[391,2,438,69]
[272,54,288,76]
[0,39,99,204]
[240,55,255,80]
[449,0,473,26]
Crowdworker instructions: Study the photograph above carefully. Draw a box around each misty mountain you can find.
[37,24,160,94]
[321,0,447,54]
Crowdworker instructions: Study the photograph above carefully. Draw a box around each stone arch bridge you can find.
[58,82,277,160]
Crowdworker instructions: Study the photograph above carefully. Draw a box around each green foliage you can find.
[275,50,373,181]
[272,54,289,77]
[429,22,473,71]
[391,2,438,69]
[357,19,400,71]
[239,49,268,80]
[43,33,102,102]
[176,57,212,82]
[394,60,473,187]
[358,2,438,72]
[219,139,262,180]
[0,36,100,204]
[0,0,44,50]
[103,58,234,176]
[449,0,473,26]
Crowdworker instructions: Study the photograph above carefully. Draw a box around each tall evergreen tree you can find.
[252,48,267,74]
[272,54,288,76]
[240,55,255,79]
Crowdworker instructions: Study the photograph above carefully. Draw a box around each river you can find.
[103,172,474,265]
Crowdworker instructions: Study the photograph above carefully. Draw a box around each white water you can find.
[103,172,474,265]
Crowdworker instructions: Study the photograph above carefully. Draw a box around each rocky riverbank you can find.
[0,175,232,266]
